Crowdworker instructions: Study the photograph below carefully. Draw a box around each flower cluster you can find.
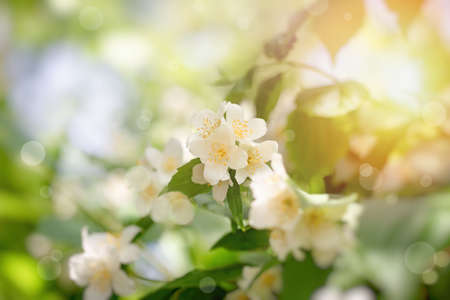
[69,226,141,300]
[189,102,278,203]
[127,138,195,225]
[249,154,361,266]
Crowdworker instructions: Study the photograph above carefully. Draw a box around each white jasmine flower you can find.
[189,124,248,185]
[135,171,164,216]
[191,102,228,140]
[145,138,184,183]
[249,171,301,231]
[192,163,232,203]
[150,192,195,225]
[81,226,141,264]
[225,103,267,142]
[69,231,136,300]
[291,195,358,267]
[235,141,278,184]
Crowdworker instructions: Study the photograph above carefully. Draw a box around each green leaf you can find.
[166,158,211,198]
[212,229,270,251]
[286,109,351,185]
[225,68,255,104]
[281,254,332,300]
[254,73,284,120]
[297,81,366,118]
[141,265,243,299]
[173,287,227,300]
[226,170,244,229]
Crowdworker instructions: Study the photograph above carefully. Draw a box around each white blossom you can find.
[192,163,232,203]
[189,124,247,185]
[190,102,228,140]
[69,228,136,300]
[145,138,184,183]
[150,192,195,225]
[225,103,267,142]
[80,226,141,264]
[235,141,278,184]
[249,170,301,231]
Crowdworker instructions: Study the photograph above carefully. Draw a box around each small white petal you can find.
[189,139,209,162]
[169,193,195,225]
[192,164,208,184]
[150,196,171,223]
[229,147,248,170]
[135,196,153,216]
[204,162,228,185]
[226,103,245,121]
[163,138,183,165]
[208,124,235,145]
[69,254,90,286]
[235,168,249,184]
[271,153,288,179]
[144,147,163,170]
[112,270,135,296]
[120,226,141,244]
[119,244,141,264]
[192,109,218,128]
[258,141,278,162]
[249,163,272,180]
[248,118,267,140]
[84,284,112,300]
[212,181,229,203]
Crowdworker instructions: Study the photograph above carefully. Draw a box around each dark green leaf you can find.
[226,68,255,104]
[174,287,227,300]
[281,254,332,300]
[142,265,243,299]
[212,229,270,251]
[166,158,211,198]
[226,170,244,229]
[255,73,283,120]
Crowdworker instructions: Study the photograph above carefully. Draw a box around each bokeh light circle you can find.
[21,141,46,166]
[37,256,61,280]
[199,277,216,293]
[404,242,435,274]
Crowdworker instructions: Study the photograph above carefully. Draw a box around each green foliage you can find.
[281,254,332,300]
[212,229,270,251]
[166,158,211,198]
[254,73,284,120]
[226,68,256,104]
[142,265,243,299]
[226,170,244,230]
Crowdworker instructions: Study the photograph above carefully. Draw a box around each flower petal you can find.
[68,253,91,286]
[235,168,249,184]
[212,181,229,203]
[121,225,141,244]
[84,283,112,300]
[189,139,209,162]
[258,141,278,162]
[112,270,136,296]
[150,196,171,223]
[144,147,163,170]
[248,118,267,140]
[204,162,228,185]
[226,103,245,122]
[119,244,141,264]
[163,138,183,164]
[191,163,207,184]
[169,193,195,225]
[229,146,248,170]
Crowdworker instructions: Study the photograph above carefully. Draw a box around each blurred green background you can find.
[0,0,449,299]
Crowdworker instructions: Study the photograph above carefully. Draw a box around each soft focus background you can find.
[0,0,449,299]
